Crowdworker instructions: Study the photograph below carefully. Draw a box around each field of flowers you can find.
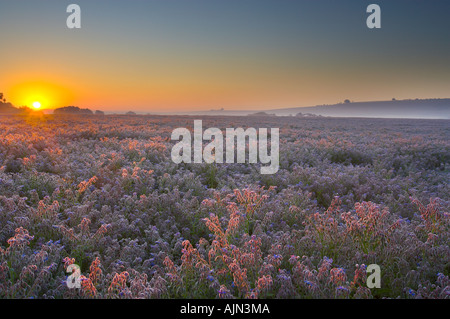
[0,114,448,299]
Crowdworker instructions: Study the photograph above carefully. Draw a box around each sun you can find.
[32,101,42,109]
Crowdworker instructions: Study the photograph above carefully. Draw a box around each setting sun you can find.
[5,80,74,110]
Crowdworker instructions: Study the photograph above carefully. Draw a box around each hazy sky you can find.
[1,0,449,112]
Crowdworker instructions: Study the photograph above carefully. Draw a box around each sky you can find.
[0,0,449,112]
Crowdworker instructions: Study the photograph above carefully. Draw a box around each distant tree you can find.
[249,111,271,117]
[126,111,136,115]
[95,110,105,115]
[54,106,93,115]
[392,98,396,101]
[344,99,351,104]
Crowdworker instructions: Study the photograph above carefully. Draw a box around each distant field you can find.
[0,114,448,299]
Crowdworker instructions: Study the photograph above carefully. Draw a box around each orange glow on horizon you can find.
[7,80,74,109]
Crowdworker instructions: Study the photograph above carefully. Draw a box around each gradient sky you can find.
[1,0,449,112]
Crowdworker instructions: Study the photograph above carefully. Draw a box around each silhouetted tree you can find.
[54,106,93,115]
